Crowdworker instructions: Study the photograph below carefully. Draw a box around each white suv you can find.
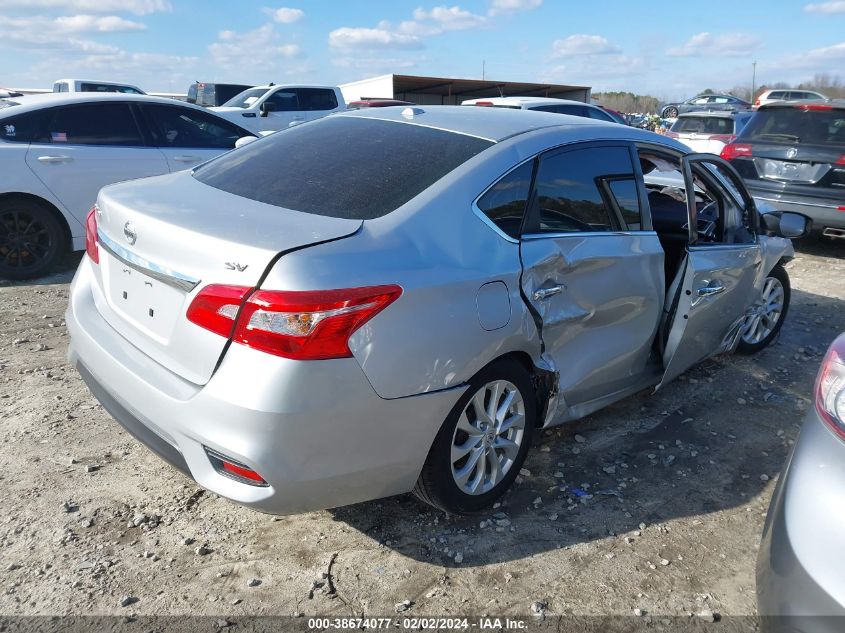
[461,96,619,123]
[754,89,828,109]
[211,84,345,133]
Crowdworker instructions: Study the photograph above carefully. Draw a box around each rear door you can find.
[519,142,665,408]
[24,102,168,225]
[138,103,249,171]
[658,154,762,387]
[296,87,340,122]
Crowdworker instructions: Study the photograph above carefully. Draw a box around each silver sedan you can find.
[66,106,809,515]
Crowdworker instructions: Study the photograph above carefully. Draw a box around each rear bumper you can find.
[750,190,845,230]
[66,257,464,514]
[756,409,845,631]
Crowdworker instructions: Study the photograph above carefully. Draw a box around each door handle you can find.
[696,282,725,298]
[36,155,73,163]
[533,285,565,301]
[172,155,200,163]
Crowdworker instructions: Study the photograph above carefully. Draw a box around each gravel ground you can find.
[0,238,843,619]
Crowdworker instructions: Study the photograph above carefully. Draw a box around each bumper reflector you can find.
[204,448,268,487]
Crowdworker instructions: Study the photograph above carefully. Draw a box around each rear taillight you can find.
[835,154,845,166]
[815,334,845,441]
[799,103,833,111]
[85,206,99,264]
[720,142,753,161]
[185,284,251,338]
[187,284,402,360]
[474,101,494,106]
[754,99,760,107]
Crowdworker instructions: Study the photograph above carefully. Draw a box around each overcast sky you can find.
[0,0,843,100]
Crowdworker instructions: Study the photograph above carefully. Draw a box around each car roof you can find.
[0,92,221,117]
[759,98,845,110]
[54,78,140,87]
[461,96,595,108]
[250,84,338,90]
[336,104,685,147]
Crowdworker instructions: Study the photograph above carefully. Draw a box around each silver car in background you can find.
[757,333,845,630]
[67,106,808,515]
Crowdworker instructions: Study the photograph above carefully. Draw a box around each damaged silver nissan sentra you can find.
[66,105,810,515]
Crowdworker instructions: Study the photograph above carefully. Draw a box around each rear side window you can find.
[45,103,143,146]
[531,146,637,234]
[741,107,845,146]
[672,117,733,135]
[194,117,492,219]
[80,83,142,94]
[1,111,47,142]
[296,88,338,111]
[532,104,588,117]
[142,104,247,149]
[476,161,533,239]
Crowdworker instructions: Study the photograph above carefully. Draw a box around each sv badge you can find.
[225,262,248,272]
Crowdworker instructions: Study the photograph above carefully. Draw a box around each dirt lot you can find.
[0,239,843,620]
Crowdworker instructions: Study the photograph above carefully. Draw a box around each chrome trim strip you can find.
[470,201,520,244]
[521,230,658,240]
[752,195,841,210]
[97,229,201,293]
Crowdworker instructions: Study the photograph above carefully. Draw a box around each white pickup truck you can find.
[211,84,345,133]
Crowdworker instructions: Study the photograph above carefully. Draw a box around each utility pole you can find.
[482,60,486,81]
[752,61,757,102]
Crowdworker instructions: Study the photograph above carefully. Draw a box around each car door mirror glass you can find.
[779,212,811,239]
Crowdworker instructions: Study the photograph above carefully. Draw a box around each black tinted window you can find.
[297,88,338,111]
[532,104,587,117]
[607,179,641,230]
[532,146,635,233]
[477,161,533,239]
[741,107,845,146]
[80,83,142,94]
[194,117,493,219]
[672,116,734,135]
[265,89,298,112]
[46,104,143,146]
[143,105,246,149]
[1,111,47,143]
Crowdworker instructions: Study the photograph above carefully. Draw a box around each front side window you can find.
[476,161,533,239]
[194,116,492,219]
[264,89,299,112]
[79,83,142,94]
[296,88,338,111]
[531,146,637,234]
[143,105,246,149]
[44,103,143,146]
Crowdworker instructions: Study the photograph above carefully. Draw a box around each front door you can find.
[658,154,763,387]
[519,143,665,409]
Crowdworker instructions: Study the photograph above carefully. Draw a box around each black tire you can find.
[413,359,537,515]
[736,264,790,355]
[0,198,67,280]
[664,106,679,118]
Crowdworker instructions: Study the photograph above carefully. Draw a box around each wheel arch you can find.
[474,350,557,429]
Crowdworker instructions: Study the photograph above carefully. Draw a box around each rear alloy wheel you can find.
[664,106,679,118]
[0,200,66,280]
[413,360,536,514]
[736,265,790,354]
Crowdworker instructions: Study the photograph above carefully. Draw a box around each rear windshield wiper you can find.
[754,133,801,142]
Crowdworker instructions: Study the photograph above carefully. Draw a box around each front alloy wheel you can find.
[736,265,790,354]
[414,359,536,514]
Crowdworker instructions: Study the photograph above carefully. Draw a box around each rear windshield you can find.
[741,107,845,146]
[672,116,735,134]
[193,116,493,219]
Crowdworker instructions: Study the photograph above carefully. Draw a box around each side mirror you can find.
[234,136,258,149]
[259,101,275,117]
[779,212,812,239]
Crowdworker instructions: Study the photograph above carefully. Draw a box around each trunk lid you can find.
[91,170,362,385]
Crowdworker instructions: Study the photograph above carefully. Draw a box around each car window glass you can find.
[476,161,533,239]
[144,105,245,149]
[296,88,338,111]
[194,117,493,220]
[1,110,48,143]
[693,162,753,244]
[46,103,143,146]
[742,108,845,146]
[264,89,299,112]
[712,97,729,104]
[606,178,641,230]
[79,83,141,94]
[586,107,613,122]
[532,146,635,234]
[770,91,785,99]
[221,88,269,108]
